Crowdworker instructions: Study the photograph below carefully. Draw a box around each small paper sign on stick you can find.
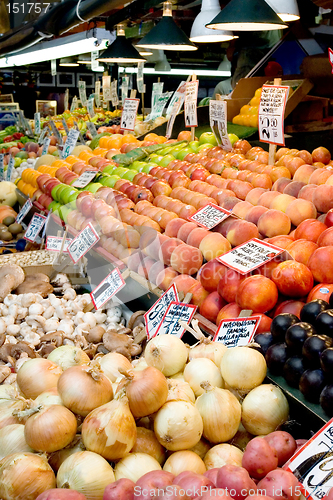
[209,98,232,151]
[0,155,3,181]
[329,48,333,73]
[24,214,47,243]
[16,199,33,224]
[90,268,126,310]
[72,170,97,188]
[46,236,72,253]
[144,284,179,339]
[78,80,88,107]
[213,316,261,347]
[258,81,289,149]
[6,156,14,182]
[68,222,100,264]
[155,301,197,338]
[121,98,140,131]
[184,76,199,140]
[34,112,41,136]
[188,203,233,230]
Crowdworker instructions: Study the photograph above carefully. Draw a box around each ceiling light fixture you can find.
[136,1,197,51]
[190,0,237,43]
[119,66,231,77]
[206,0,288,31]
[265,0,300,22]
[59,57,79,67]
[97,25,146,63]
[77,54,92,64]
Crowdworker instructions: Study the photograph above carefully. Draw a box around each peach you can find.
[272,178,292,193]
[270,193,296,213]
[258,191,281,208]
[245,187,268,206]
[171,274,197,294]
[309,168,327,185]
[156,267,179,291]
[228,180,253,200]
[312,185,333,213]
[177,222,198,242]
[188,281,210,307]
[139,228,159,252]
[137,257,156,280]
[317,227,333,246]
[236,275,278,313]
[221,197,242,211]
[266,237,295,250]
[255,313,272,334]
[284,156,306,176]
[226,219,259,247]
[164,218,187,238]
[285,199,317,226]
[199,291,226,323]
[215,190,239,205]
[298,184,317,202]
[308,247,333,283]
[251,173,272,190]
[274,300,304,318]
[216,302,242,325]
[245,206,269,225]
[255,259,280,280]
[170,244,203,275]
[272,260,314,298]
[317,170,333,185]
[269,166,292,183]
[179,205,197,220]
[307,283,333,302]
[199,233,231,261]
[217,268,246,303]
[231,201,253,219]
[312,146,331,164]
[325,175,333,186]
[198,259,228,293]
[286,239,318,266]
[293,164,316,184]
[148,261,166,285]
[214,217,236,237]
[187,227,210,248]
[294,219,327,242]
[145,233,169,260]
[159,238,183,266]
[258,210,291,238]
[283,181,306,198]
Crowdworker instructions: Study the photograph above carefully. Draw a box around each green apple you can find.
[228,133,239,146]
[52,150,60,157]
[51,185,64,201]
[53,184,69,202]
[140,164,153,174]
[85,182,103,193]
[159,146,174,156]
[197,143,214,152]
[113,167,128,177]
[199,132,218,146]
[102,165,117,175]
[14,158,22,167]
[59,206,72,223]
[60,187,78,205]
[189,141,200,152]
[131,161,146,171]
[102,175,120,188]
[148,153,160,160]
[122,170,138,181]
[158,155,176,168]
[148,154,163,162]
[176,148,192,160]
[48,201,61,212]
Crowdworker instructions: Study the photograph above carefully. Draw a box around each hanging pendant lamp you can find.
[190,0,237,43]
[206,0,288,31]
[98,25,146,63]
[265,0,300,22]
[136,2,197,51]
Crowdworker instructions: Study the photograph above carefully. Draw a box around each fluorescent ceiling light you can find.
[0,29,113,68]
[119,66,231,77]
[59,57,79,67]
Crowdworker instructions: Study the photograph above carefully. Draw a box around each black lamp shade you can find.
[97,36,146,63]
[137,16,197,51]
[206,0,288,31]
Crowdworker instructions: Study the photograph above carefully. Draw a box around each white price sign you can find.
[34,112,41,136]
[166,81,186,116]
[121,98,140,131]
[70,96,78,112]
[285,419,333,500]
[51,59,57,76]
[62,119,69,135]
[155,301,197,338]
[111,79,119,107]
[189,203,232,230]
[86,121,98,138]
[42,137,51,156]
[64,89,69,111]
[46,236,72,252]
[0,154,4,181]
[217,238,284,275]
[62,129,80,159]
[90,268,126,310]
[121,76,129,104]
[24,213,47,243]
[72,170,97,188]
[209,100,232,151]
[150,92,172,121]
[78,80,87,107]
[38,127,48,145]
[87,95,95,119]
[137,62,145,93]
[91,50,99,71]
[185,80,199,128]
[95,81,101,107]
[16,199,33,224]
[49,121,63,145]
[213,316,261,347]
[258,85,289,146]
[6,156,14,182]
[166,98,182,140]
[144,284,179,340]
[68,222,100,264]
[103,75,111,102]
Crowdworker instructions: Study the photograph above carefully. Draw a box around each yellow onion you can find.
[98,352,133,382]
[145,334,188,376]
[229,423,253,451]
[0,424,33,460]
[57,363,113,417]
[169,371,185,381]
[57,451,115,500]
[82,392,136,461]
[49,435,85,472]
[131,427,166,464]
[184,358,224,397]
[17,358,62,399]
[114,452,161,482]
[163,450,206,475]
[0,399,30,429]
[34,387,63,406]
[195,383,241,443]
[0,452,56,500]
[0,384,19,402]
[123,366,168,418]
[241,383,289,435]
[204,443,243,470]
[190,340,227,367]
[24,404,77,452]
[190,438,211,459]
[154,401,203,451]
[48,345,90,371]
[220,347,266,393]
[166,378,195,403]
[132,358,149,371]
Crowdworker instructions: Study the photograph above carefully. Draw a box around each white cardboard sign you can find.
[155,301,197,338]
[144,284,179,340]
[185,80,199,128]
[16,199,33,224]
[90,268,126,310]
[0,155,3,181]
[46,236,72,252]
[34,112,41,136]
[188,203,232,230]
[6,156,14,182]
[68,222,100,264]
[258,84,289,146]
[24,213,47,243]
[213,316,261,347]
[42,137,51,156]
[209,100,232,151]
[62,129,80,159]
[78,80,88,107]
[121,98,140,131]
[72,170,97,188]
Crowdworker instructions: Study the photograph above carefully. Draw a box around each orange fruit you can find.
[121,134,138,145]
[65,155,80,165]
[249,115,258,128]
[240,104,251,115]
[93,148,108,157]
[255,88,262,98]
[144,132,160,142]
[177,131,192,141]
[250,96,260,107]
[107,136,123,149]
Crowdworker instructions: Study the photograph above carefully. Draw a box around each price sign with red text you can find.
[16,199,33,224]
[185,80,199,128]
[144,284,179,339]
[155,301,197,338]
[72,170,97,188]
[285,419,333,500]
[24,213,47,243]
[46,236,72,253]
[258,85,289,146]
[68,222,100,264]
[188,203,232,229]
[121,98,140,131]
[217,238,284,275]
[329,48,333,73]
[90,268,126,310]
[213,316,261,347]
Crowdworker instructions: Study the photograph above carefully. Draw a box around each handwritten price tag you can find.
[189,203,232,230]
[258,85,289,147]
[166,98,182,140]
[6,156,14,182]
[38,127,48,145]
[90,267,126,310]
[95,81,101,107]
[72,170,97,188]
[87,95,95,119]
[209,100,232,151]
[144,284,179,339]
[217,238,284,275]
[34,112,41,136]
[24,213,47,243]
[46,236,72,252]
[70,96,78,112]
[155,301,197,338]
[68,222,100,264]
[285,419,333,500]
[62,118,69,135]
[213,316,261,347]
[16,199,33,224]
[110,79,118,106]
[42,137,51,156]
[49,120,63,146]
[121,98,140,131]
[185,80,199,128]
[0,155,3,181]
[62,129,80,159]
[86,121,98,138]
[64,88,69,111]
[78,80,87,107]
